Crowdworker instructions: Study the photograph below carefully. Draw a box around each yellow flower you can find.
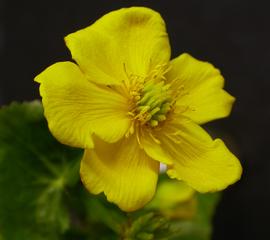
[35,7,242,212]
[147,178,197,219]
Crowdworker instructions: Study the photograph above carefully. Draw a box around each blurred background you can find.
[1,0,269,239]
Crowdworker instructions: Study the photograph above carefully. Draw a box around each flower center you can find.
[134,79,172,127]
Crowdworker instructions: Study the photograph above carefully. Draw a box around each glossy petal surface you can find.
[80,135,159,211]
[35,62,130,148]
[142,116,242,192]
[65,7,170,85]
[166,53,235,124]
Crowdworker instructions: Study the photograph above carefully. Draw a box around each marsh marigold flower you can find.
[35,7,242,211]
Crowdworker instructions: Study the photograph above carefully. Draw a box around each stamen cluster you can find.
[135,80,172,127]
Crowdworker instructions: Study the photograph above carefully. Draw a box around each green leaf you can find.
[122,212,171,240]
[84,195,126,234]
[0,101,83,240]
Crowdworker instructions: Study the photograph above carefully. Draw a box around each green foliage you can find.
[167,193,220,240]
[122,212,170,240]
[121,193,220,240]
[0,101,83,240]
[0,102,220,240]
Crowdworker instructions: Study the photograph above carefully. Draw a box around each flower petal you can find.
[140,128,172,165]
[144,116,242,192]
[166,53,235,124]
[35,62,131,148]
[80,135,159,212]
[65,7,170,85]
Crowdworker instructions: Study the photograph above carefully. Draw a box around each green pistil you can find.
[136,80,172,127]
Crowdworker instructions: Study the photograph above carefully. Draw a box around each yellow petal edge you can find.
[35,62,131,148]
[80,135,159,212]
[65,7,170,86]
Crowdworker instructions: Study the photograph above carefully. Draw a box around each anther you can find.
[150,120,158,127]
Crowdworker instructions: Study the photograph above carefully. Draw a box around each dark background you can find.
[1,0,270,239]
